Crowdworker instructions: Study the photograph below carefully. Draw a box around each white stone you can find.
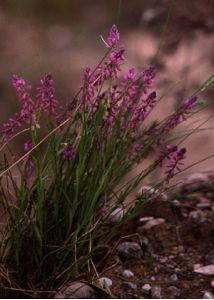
[122,270,134,278]
[143,218,165,230]
[139,216,154,223]
[108,207,126,223]
[55,281,94,299]
[203,291,214,299]
[194,263,202,271]
[170,274,178,281]
[137,185,167,200]
[98,277,112,288]
[137,185,155,196]
[194,265,214,276]
[142,284,151,294]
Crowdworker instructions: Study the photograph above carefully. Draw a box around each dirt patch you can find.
[98,171,214,298]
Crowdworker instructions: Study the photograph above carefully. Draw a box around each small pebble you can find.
[171,199,181,207]
[194,265,214,276]
[151,286,161,299]
[189,210,207,223]
[122,282,137,290]
[174,268,181,273]
[98,277,112,288]
[117,242,143,260]
[194,264,202,271]
[170,274,178,281]
[197,202,211,209]
[142,218,165,230]
[167,286,180,298]
[137,185,155,198]
[139,216,154,223]
[108,207,125,223]
[159,257,168,263]
[142,284,151,294]
[122,270,134,278]
[55,281,94,299]
[211,279,214,288]
[203,291,214,299]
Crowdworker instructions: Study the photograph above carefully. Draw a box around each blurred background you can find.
[0,0,213,182]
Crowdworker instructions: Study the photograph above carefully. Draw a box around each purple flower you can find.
[23,139,34,178]
[79,67,95,109]
[160,96,198,136]
[63,144,75,161]
[124,68,137,81]
[12,75,31,95]
[37,74,58,123]
[1,75,37,140]
[96,46,125,84]
[24,158,35,178]
[140,66,156,86]
[24,140,33,152]
[159,144,186,182]
[12,75,37,125]
[1,113,22,139]
[129,91,157,132]
[107,24,120,48]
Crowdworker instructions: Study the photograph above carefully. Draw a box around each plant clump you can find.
[0,25,211,297]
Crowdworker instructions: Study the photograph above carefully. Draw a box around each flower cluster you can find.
[0,25,198,183]
[106,24,120,48]
[12,75,37,126]
[1,76,37,140]
[129,91,157,132]
[36,74,58,124]
[159,145,186,182]
[160,96,198,136]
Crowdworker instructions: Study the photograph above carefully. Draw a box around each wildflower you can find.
[106,24,120,48]
[159,145,186,182]
[63,144,75,161]
[124,68,137,81]
[1,113,22,139]
[103,85,122,128]
[140,66,156,86]
[12,75,37,125]
[79,67,95,109]
[129,91,157,132]
[1,76,37,140]
[37,74,58,122]
[24,159,35,178]
[24,139,33,152]
[160,96,198,136]
[95,46,125,86]
[23,139,35,178]
[12,75,31,96]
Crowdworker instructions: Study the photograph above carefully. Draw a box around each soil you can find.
[96,171,214,298]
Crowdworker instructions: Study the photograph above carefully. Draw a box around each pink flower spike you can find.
[107,24,120,48]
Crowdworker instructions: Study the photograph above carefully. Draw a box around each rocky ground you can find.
[56,170,214,299]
